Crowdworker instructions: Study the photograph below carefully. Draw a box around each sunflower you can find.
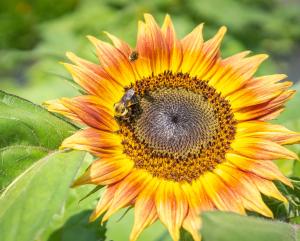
[45,14,300,241]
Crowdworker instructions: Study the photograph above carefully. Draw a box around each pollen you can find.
[116,71,236,182]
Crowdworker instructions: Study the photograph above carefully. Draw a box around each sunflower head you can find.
[45,14,300,241]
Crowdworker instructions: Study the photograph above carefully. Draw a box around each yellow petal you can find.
[236,121,300,145]
[130,179,159,241]
[89,182,120,222]
[102,170,151,222]
[61,128,123,155]
[214,163,273,217]
[200,172,245,214]
[155,181,188,241]
[88,35,136,86]
[72,156,133,186]
[226,152,292,187]
[250,173,288,203]
[231,137,298,160]
[190,26,226,78]
[161,14,183,73]
[180,23,204,73]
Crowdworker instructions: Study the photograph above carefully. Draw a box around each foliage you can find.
[0,90,78,190]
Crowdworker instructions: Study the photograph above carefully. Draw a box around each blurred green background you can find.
[1,0,300,104]
[1,1,300,241]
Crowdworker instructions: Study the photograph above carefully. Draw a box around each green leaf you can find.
[201,211,300,241]
[38,154,105,241]
[47,210,107,241]
[0,90,78,189]
[0,150,84,241]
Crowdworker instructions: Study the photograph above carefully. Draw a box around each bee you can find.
[129,51,139,62]
[114,88,138,117]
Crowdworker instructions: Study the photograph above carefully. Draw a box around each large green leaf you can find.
[0,90,78,189]
[201,211,300,241]
[47,210,107,241]
[0,150,84,241]
[37,154,106,241]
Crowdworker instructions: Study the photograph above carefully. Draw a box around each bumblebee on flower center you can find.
[115,71,236,182]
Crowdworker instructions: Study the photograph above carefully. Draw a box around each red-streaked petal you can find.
[44,99,80,123]
[249,173,288,203]
[136,14,169,75]
[191,179,215,211]
[181,183,202,241]
[63,63,123,104]
[180,23,204,73]
[130,179,159,241]
[246,74,288,88]
[236,121,300,145]
[88,36,136,86]
[104,31,132,57]
[222,51,251,65]
[211,54,268,97]
[66,51,113,80]
[214,163,273,217]
[226,152,292,187]
[89,182,121,222]
[53,96,118,131]
[228,81,292,110]
[102,169,151,222]
[231,137,298,160]
[61,128,123,155]
[234,90,295,121]
[190,26,227,78]
[156,181,188,241]
[72,156,134,186]
[200,172,245,214]
[182,209,202,241]
[161,14,183,73]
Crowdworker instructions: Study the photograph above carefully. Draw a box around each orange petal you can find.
[136,14,169,75]
[102,170,151,222]
[200,172,245,214]
[61,128,123,155]
[222,51,251,65]
[190,26,227,78]
[104,31,132,57]
[246,74,287,88]
[44,99,80,123]
[226,153,292,187]
[182,181,214,214]
[228,81,292,110]
[211,54,268,97]
[182,209,202,241]
[236,121,300,145]
[54,96,118,131]
[156,181,188,241]
[89,182,121,222]
[88,36,136,87]
[249,173,288,203]
[63,63,123,105]
[180,23,204,73]
[161,14,183,73]
[181,183,202,241]
[66,52,114,81]
[72,156,133,186]
[130,179,159,241]
[214,163,273,217]
[234,90,295,121]
[231,137,298,160]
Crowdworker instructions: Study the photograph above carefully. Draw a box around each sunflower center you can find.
[116,71,236,182]
[134,88,218,158]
